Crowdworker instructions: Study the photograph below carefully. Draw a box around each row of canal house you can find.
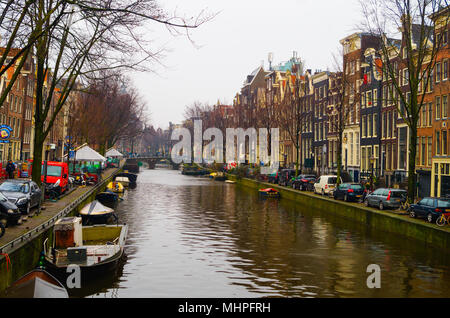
[231,7,450,197]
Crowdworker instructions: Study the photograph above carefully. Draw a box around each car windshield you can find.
[437,199,450,208]
[0,182,29,193]
[41,165,62,177]
[351,185,363,190]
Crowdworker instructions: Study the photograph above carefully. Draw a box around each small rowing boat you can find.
[5,269,68,298]
[259,188,280,198]
[107,181,124,193]
[95,190,119,209]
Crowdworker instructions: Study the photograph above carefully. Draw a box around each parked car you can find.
[267,171,279,184]
[314,175,342,196]
[278,169,297,187]
[292,175,316,191]
[0,191,22,226]
[364,188,407,210]
[333,183,365,202]
[0,180,42,215]
[409,197,450,223]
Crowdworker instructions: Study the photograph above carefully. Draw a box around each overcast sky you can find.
[129,0,363,129]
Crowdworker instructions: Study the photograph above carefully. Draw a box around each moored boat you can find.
[5,269,68,298]
[107,181,124,193]
[259,188,280,198]
[225,180,236,184]
[44,217,128,279]
[79,200,116,225]
[115,172,137,184]
[213,172,227,182]
[95,190,119,209]
[115,176,130,188]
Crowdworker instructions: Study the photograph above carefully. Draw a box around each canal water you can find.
[75,169,450,298]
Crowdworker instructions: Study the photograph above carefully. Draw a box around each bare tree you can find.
[15,0,213,184]
[360,0,449,201]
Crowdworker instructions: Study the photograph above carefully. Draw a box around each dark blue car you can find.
[409,197,450,223]
[333,183,365,202]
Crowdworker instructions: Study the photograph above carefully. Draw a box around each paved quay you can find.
[0,167,120,251]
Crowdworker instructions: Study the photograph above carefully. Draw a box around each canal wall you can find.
[228,176,450,251]
[0,168,122,292]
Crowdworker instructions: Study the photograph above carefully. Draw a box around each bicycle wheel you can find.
[436,215,446,227]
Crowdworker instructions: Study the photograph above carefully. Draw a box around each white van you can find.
[314,175,341,196]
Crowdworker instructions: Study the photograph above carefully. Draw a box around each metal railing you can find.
[0,166,122,256]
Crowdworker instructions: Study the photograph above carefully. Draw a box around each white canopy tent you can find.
[74,145,107,162]
[105,148,124,158]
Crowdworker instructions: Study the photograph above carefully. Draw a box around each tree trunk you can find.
[31,125,45,186]
[408,124,418,203]
[337,135,343,186]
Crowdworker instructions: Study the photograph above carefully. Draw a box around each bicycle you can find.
[436,213,450,227]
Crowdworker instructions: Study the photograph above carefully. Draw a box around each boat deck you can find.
[54,244,121,267]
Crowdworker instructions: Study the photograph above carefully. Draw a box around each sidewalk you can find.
[0,167,119,247]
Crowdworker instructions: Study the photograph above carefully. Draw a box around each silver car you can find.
[364,188,407,210]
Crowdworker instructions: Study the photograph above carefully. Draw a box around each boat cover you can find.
[80,200,114,216]
[7,276,68,298]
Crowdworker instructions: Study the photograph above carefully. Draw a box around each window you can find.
[428,102,433,126]
[437,131,441,155]
[444,60,449,81]
[403,69,409,86]
[436,96,441,119]
[422,105,427,127]
[436,62,442,83]
[373,113,378,137]
[428,137,432,166]
[368,114,373,137]
[367,91,372,107]
[388,111,392,138]
[444,95,448,118]
[421,137,426,166]
[443,130,448,155]
[382,112,386,138]
[373,89,377,106]
[362,115,367,138]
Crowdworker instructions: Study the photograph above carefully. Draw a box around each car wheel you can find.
[427,213,433,223]
[0,223,4,238]
[26,202,30,215]
[409,210,417,218]
[364,199,369,207]
[344,194,348,202]
[379,201,384,210]
[322,189,325,196]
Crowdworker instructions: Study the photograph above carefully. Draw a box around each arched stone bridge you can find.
[124,156,180,173]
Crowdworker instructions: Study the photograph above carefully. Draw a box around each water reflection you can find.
[75,169,450,298]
